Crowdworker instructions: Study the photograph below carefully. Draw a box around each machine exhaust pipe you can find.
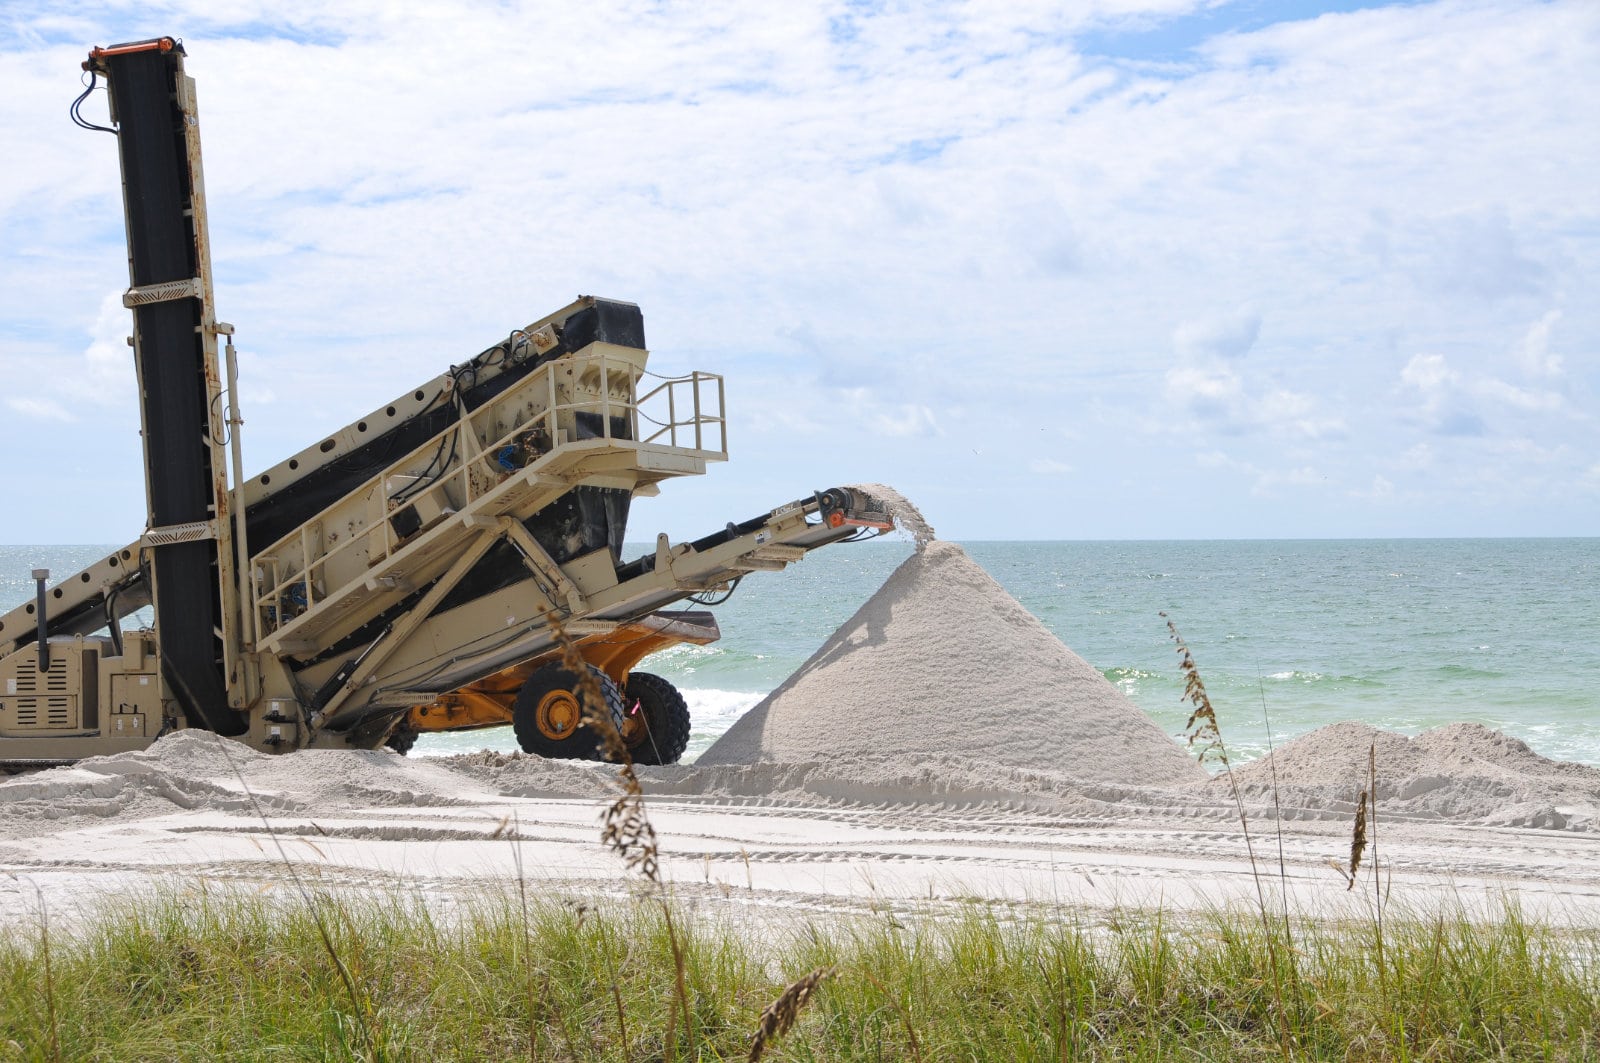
[32,568,50,672]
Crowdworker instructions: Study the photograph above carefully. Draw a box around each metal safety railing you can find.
[637,371,727,454]
[250,351,725,641]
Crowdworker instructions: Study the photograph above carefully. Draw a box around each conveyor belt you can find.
[0,298,646,661]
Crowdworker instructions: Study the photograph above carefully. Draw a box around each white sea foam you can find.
[681,688,764,725]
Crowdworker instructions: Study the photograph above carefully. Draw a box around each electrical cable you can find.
[210,390,231,446]
[351,329,555,505]
[395,422,459,504]
[104,585,124,657]
[687,576,742,607]
[389,431,452,504]
[390,367,470,505]
[70,71,118,135]
[801,517,884,544]
[465,324,542,379]
[505,329,531,363]
[309,379,454,486]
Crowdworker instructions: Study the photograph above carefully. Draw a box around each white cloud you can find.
[1173,308,1260,361]
[1,0,1596,540]
[1164,364,1243,413]
[1399,353,1491,435]
[1348,474,1395,500]
[6,397,75,422]
[1514,310,1564,378]
[869,403,941,439]
[1029,459,1072,475]
[1252,465,1323,495]
[1165,366,1345,440]
[1398,443,1434,470]
[1400,343,1569,437]
[1256,389,1347,439]
[66,291,136,407]
[1401,353,1456,393]
[1415,209,1548,301]
[1474,378,1564,413]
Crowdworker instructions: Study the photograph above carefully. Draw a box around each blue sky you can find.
[0,0,1595,542]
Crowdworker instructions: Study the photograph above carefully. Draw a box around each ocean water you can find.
[4,539,1595,766]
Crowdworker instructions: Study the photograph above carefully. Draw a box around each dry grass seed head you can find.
[1348,789,1368,891]
[600,791,660,883]
[1163,613,1228,768]
[749,966,835,1063]
[546,613,661,885]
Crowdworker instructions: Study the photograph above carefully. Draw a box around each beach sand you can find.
[3,721,1599,932]
[5,541,1598,929]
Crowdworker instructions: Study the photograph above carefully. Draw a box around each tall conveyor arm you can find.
[84,38,243,734]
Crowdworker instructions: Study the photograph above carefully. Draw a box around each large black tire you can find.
[512,662,625,760]
[622,672,692,766]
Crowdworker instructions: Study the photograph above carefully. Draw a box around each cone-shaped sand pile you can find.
[699,541,1206,787]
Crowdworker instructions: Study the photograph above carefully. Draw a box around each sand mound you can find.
[1228,721,1600,831]
[0,730,499,839]
[1230,721,1432,789]
[698,541,1205,788]
[1414,722,1600,783]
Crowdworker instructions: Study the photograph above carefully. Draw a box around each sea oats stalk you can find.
[1164,613,1296,1061]
[1348,789,1369,891]
[1257,671,1294,916]
[547,614,660,882]
[546,613,690,1056]
[748,966,834,1062]
[1368,738,1392,1022]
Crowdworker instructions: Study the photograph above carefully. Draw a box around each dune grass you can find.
[1,887,1595,1062]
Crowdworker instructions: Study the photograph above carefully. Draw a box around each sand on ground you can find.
[3,731,1599,930]
[5,542,1598,928]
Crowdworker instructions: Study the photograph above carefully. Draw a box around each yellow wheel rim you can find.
[535,689,582,741]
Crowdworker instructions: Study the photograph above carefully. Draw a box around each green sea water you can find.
[4,539,1595,766]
